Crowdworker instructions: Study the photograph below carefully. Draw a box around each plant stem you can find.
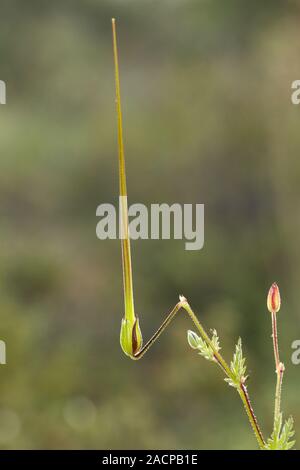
[271,311,284,426]
[274,365,284,423]
[239,383,265,449]
[181,300,232,377]
[271,312,280,370]
[133,301,183,360]
[181,299,265,449]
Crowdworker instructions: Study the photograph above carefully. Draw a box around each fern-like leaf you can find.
[265,414,295,450]
[187,329,220,362]
[225,338,247,388]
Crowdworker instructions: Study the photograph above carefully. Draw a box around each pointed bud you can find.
[187,330,201,349]
[120,316,143,358]
[267,282,281,314]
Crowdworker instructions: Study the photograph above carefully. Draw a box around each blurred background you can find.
[0,0,300,450]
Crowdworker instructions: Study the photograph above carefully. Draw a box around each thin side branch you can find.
[133,301,183,360]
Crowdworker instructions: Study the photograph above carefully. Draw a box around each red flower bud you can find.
[267,282,281,314]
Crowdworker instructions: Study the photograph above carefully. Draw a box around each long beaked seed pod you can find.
[112,18,143,358]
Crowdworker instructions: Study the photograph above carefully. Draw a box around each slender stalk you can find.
[271,312,280,370]
[271,311,284,426]
[133,301,183,360]
[274,365,284,423]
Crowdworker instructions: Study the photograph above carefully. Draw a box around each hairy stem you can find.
[239,383,265,449]
[271,312,280,370]
[181,300,232,377]
[271,312,284,426]
[274,366,284,423]
[181,300,265,449]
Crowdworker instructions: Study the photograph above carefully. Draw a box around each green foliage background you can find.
[0,0,299,449]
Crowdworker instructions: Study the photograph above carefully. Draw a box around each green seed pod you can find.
[120,317,143,358]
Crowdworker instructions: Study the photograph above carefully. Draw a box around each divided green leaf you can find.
[187,329,220,362]
[265,414,296,450]
[224,338,247,388]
